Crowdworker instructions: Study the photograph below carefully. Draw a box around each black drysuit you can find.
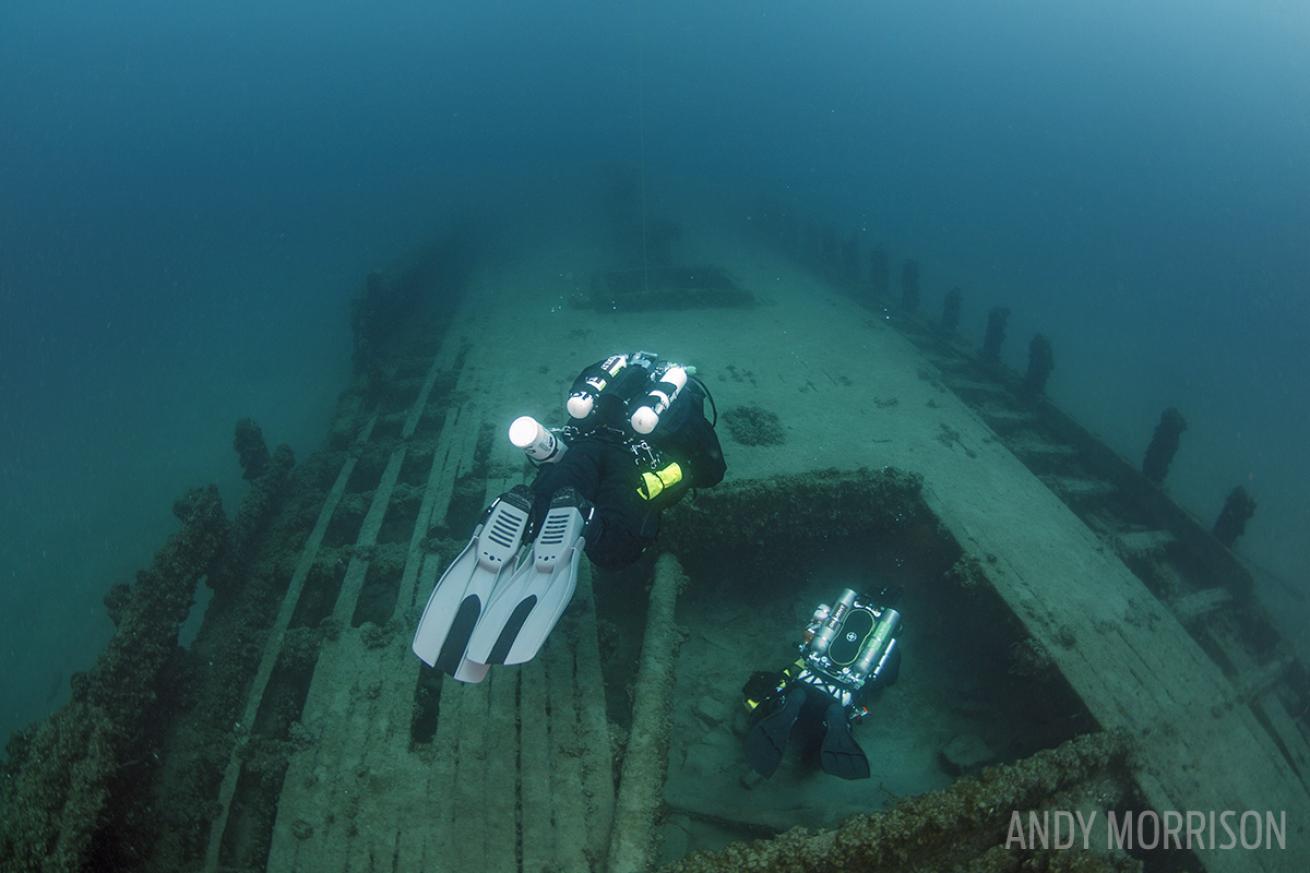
[530,396,724,569]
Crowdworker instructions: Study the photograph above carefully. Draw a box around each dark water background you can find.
[2,0,1307,743]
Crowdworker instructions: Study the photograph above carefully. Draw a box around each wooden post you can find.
[606,553,687,873]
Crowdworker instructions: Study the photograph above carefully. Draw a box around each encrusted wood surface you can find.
[196,233,1308,873]
[235,302,617,873]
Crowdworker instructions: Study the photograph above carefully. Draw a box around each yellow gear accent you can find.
[636,461,684,500]
[745,658,807,713]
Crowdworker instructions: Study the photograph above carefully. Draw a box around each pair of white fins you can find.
[412,486,587,683]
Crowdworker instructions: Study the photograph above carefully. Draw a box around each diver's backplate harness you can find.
[510,351,705,501]
[747,588,902,721]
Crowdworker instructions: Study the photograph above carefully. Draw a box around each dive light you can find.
[509,416,566,463]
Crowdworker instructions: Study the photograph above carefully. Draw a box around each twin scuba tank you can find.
[509,352,691,465]
[801,588,901,692]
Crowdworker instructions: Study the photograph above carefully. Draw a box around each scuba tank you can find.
[631,366,688,434]
[519,352,720,501]
[562,351,692,441]
[854,609,901,680]
[803,588,901,691]
[566,354,630,421]
[513,352,652,464]
[809,589,857,657]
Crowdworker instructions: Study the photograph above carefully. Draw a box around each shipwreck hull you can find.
[3,219,1307,873]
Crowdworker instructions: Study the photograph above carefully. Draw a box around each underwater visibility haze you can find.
[1,2,1308,872]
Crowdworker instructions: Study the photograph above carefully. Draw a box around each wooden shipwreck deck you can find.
[203,309,618,872]
[5,224,1305,873]
[279,230,1302,872]
[214,231,1306,871]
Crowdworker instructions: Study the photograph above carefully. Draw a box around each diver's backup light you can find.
[509,416,566,463]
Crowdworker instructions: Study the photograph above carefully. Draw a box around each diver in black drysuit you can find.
[742,588,903,780]
[529,356,725,570]
[411,352,724,683]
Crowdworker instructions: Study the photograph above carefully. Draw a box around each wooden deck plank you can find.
[1009,439,1080,458]
[1115,529,1177,555]
[484,667,522,873]
[451,679,494,871]
[397,402,471,614]
[203,415,376,872]
[403,327,467,440]
[266,328,488,872]
[1041,475,1116,498]
[259,442,409,869]
[1217,637,1310,787]
[1171,587,1233,623]
[571,563,616,861]
[331,447,406,625]
[543,633,591,873]
[519,659,555,873]
[977,407,1035,424]
[426,674,470,868]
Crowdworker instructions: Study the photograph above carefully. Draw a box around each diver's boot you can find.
[819,701,870,780]
[551,486,598,544]
[745,686,807,777]
[526,485,597,543]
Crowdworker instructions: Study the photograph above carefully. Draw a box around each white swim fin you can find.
[463,488,588,666]
[411,486,533,681]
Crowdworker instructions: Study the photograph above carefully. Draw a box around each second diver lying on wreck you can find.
[743,587,904,781]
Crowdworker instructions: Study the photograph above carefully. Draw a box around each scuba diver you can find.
[412,351,725,683]
[742,587,902,780]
